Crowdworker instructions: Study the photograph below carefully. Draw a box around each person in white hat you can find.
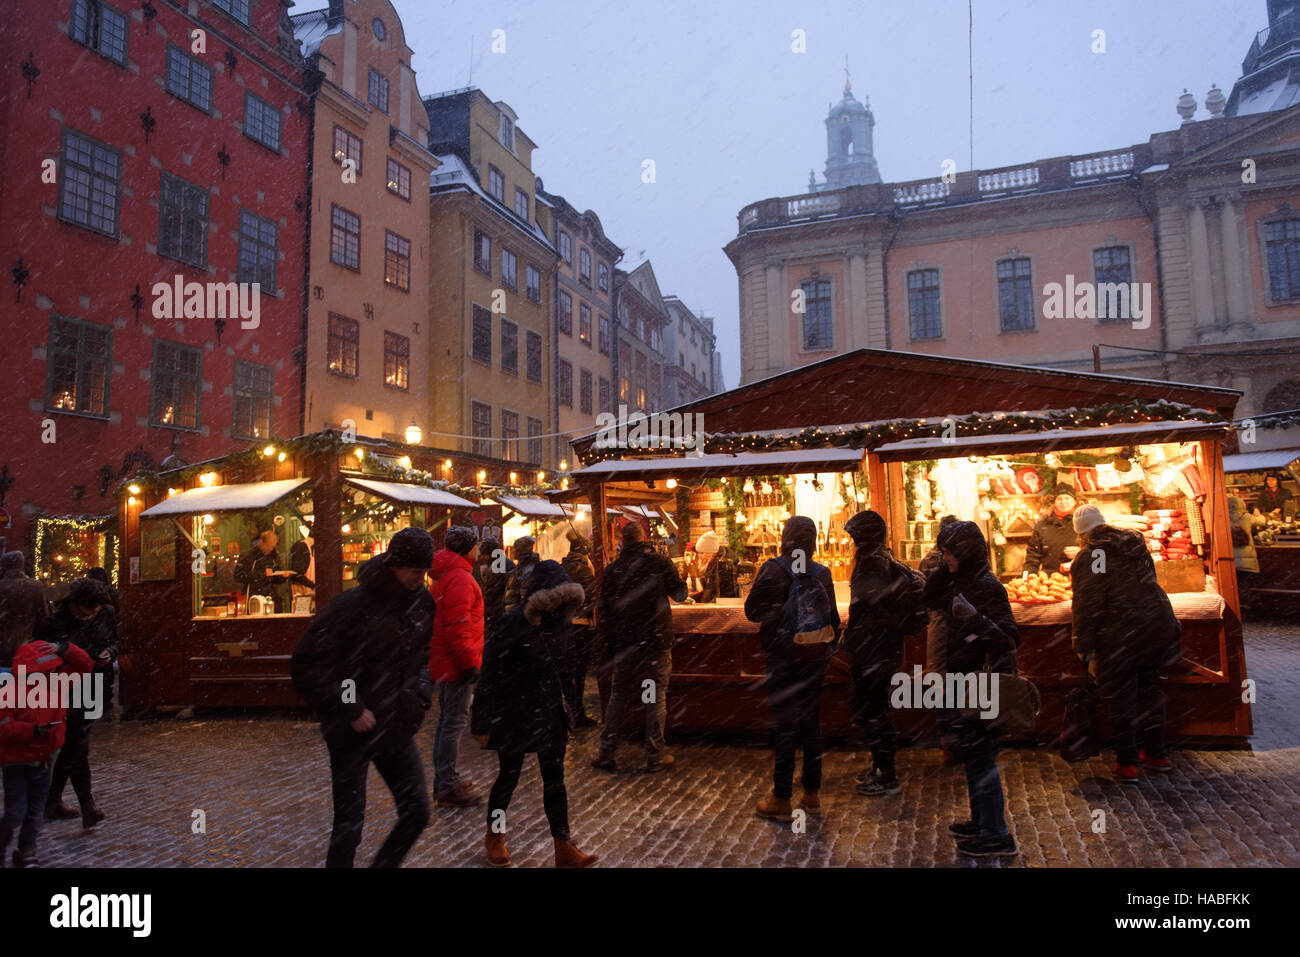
[689,530,722,603]
[1069,505,1181,784]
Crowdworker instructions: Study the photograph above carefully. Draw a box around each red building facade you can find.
[0,0,308,581]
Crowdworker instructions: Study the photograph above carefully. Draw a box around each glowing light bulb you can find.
[278,452,287,462]
[665,478,677,489]
[509,472,517,485]
[263,445,275,456]
[398,456,412,469]
[128,484,141,495]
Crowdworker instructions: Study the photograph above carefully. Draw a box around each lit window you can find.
[45,315,111,418]
[384,332,409,390]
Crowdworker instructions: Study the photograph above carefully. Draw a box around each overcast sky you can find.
[394,0,1258,387]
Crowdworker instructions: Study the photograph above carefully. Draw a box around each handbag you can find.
[957,671,1040,739]
[1060,682,1102,762]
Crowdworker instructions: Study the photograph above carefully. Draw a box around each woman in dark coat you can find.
[842,510,907,796]
[1069,505,1181,781]
[471,560,597,868]
[923,520,1020,859]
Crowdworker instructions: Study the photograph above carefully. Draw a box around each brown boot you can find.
[755,793,794,822]
[485,830,510,867]
[45,801,78,821]
[81,803,106,829]
[554,838,598,868]
[799,790,821,813]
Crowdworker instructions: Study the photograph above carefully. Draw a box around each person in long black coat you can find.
[561,532,599,726]
[923,520,1020,859]
[471,560,597,868]
[475,537,515,630]
[1069,505,1182,780]
[290,528,436,868]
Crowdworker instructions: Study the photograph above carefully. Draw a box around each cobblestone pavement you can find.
[26,618,1300,868]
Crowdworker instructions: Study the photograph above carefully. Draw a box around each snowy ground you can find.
[29,617,1300,868]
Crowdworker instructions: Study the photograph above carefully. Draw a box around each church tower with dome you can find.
[809,66,882,191]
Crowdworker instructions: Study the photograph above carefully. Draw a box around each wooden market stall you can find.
[1223,446,1300,611]
[569,350,1252,745]
[114,431,509,710]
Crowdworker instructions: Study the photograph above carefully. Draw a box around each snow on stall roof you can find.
[493,495,568,518]
[140,479,309,517]
[1222,448,1300,473]
[873,419,1228,456]
[622,505,661,519]
[574,447,865,476]
[345,478,477,508]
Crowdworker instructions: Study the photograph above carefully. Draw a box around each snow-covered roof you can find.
[492,495,567,518]
[622,505,661,519]
[345,478,477,508]
[140,479,309,517]
[430,152,554,248]
[1233,74,1300,117]
[1222,448,1300,473]
[573,447,865,480]
[290,8,343,59]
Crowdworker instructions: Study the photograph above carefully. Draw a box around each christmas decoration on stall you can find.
[33,516,116,584]
[578,399,1228,464]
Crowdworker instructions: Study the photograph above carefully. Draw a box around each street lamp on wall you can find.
[405,418,422,446]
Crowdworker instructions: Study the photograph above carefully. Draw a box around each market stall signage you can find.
[138,518,176,581]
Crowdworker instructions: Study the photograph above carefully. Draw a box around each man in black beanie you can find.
[291,526,436,867]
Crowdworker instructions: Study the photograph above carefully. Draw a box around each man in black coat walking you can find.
[291,527,436,868]
[475,536,515,631]
[561,531,599,727]
[592,523,687,772]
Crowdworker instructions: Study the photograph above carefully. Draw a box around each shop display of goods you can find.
[1140,508,1194,562]
[1004,570,1072,604]
[1015,467,1043,495]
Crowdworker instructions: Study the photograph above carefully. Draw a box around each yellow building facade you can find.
[425,89,559,471]
[294,0,437,441]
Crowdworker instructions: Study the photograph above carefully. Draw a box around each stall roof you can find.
[871,420,1232,462]
[571,349,1240,458]
[1222,448,1300,473]
[345,477,477,508]
[622,505,661,519]
[139,479,309,517]
[571,447,865,483]
[492,495,568,518]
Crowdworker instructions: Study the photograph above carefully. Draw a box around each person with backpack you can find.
[923,521,1020,859]
[744,516,841,821]
[1070,505,1182,783]
[472,560,597,868]
[592,523,688,773]
[842,510,927,797]
[1,590,96,868]
[290,527,436,868]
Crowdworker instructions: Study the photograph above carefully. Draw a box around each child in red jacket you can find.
[1,635,94,867]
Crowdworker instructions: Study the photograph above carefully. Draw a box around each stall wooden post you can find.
[885,460,908,553]
[1202,439,1252,737]
[313,451,344,611]
[587,480,611,580]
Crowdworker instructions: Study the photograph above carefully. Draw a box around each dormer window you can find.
[499,115,514,153]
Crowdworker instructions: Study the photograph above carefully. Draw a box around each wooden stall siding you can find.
[118,451,329,709]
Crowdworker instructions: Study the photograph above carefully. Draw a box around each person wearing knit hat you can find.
[1023,481,1081,575]
[743,515,842,821]
[1069,510,1181,783]
[1072,504,1106,536]
[474,537,514,632]
[290,529,437,868]
[688,529,735,604]
[428,528,485,807]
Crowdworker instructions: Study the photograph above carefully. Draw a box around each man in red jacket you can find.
[429,527,485,807]
[0,585,96,867]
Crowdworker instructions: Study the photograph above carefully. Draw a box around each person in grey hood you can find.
[291,527,436,868]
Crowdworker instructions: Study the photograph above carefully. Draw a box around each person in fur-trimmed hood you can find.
[471,560,597,868]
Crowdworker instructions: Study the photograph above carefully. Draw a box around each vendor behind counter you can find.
[1023,483,1081,574]
[688,530,740,603]
[1257,473,1294,518]
[234,529,290,611]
